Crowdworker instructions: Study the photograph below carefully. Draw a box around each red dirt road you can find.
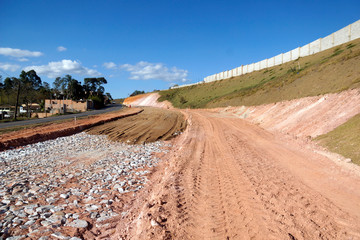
[112,109,360,239]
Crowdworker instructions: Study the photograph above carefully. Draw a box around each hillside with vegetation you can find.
[159,38,360,109]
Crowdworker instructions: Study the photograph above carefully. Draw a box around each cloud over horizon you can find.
[0,63,21,72]
[120,61,189,83]
[0,47,43,58]
[24,59,101,78]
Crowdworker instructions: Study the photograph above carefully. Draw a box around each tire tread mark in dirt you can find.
[222,123,357,240]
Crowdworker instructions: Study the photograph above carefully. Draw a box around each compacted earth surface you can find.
[108,109,360,240]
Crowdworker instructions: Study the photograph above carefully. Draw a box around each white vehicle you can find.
[0,107,11,113]
[20,106,28,113]
[0,107,13,118]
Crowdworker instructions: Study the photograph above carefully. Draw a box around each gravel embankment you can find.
[0,132,170,239]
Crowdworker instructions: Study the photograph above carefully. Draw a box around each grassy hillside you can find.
[316,114,360,165]
[159,38,360,108]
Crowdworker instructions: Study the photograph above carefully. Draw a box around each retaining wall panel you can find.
[274,53,283,65]
[248,63,254,73]
[243,65,248,74]
[300,44,310,57]
[309,39,321,54]
[260,59,267,69]
[291,47,300,60]
[283,51,291,63]
[268,57,275,67]
[321,34,333,51]
[351,20,360,40]
[334,26,350,46]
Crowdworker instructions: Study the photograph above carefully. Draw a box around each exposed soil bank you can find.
[217,88,360,138]
[123,93,173,109]
[0,108,143,151]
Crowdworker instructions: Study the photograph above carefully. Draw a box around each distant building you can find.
[45,99,93,114]
[20,103,41,113]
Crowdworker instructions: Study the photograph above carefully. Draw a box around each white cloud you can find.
[0,63,21,72]
[0,47,43,58]
[103,62,117,69]
[57,46,67,52]
[120,61,189,83]
[24,59,101,78]
[18,58,29,62]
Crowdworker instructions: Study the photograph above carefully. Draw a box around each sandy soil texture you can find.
[218,89,360,138]
[123,93,173,109]
[86,107,187,144]
[0,108,142,151]
[109,109,360,240]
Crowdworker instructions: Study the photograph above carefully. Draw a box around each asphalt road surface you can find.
[0,104,123,129]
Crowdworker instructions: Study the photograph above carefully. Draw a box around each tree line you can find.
[0,70,112,120]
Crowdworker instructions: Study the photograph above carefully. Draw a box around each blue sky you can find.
[0,0,359,98]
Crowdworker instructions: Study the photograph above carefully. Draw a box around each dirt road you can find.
[112,109,360,240]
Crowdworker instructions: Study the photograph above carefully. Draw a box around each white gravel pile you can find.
[0,132,170,239]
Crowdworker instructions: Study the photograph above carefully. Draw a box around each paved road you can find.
[0,104,124,129]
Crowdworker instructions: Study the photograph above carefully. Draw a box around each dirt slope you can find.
[218,88,360,138]
[86,107,186,144]
[124,93,173,109]
[109,109,360,239]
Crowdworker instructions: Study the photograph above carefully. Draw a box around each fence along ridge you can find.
[171,19,360,89]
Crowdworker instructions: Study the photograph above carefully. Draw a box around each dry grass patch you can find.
[316,114,360,165]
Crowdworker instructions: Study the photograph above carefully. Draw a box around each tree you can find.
[0,75,3,104]
[53,75,84,100]
[20,70,42,118]
[130,90,145,97]
[12,70,42,119]
[3,77,14,104]
[105,92,113,104]
[83,77,107,97]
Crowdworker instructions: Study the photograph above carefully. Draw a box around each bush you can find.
[89,95,104,109]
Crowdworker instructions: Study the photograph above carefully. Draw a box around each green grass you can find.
[315,114,360,165]
[158,37,360,109]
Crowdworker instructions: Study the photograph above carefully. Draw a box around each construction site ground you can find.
[1,91,360,239]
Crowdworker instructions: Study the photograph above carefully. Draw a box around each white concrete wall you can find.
[351,20,360,40]
[334,25,350,46]
[260,59,267,69]
[248,63,254,73]
[243,65,248,74]
[200,19,360,86]
[310,39,321,54]
[254,62,260,71]
[321,34,333,51]
[291,47,300,60]
[300,44,310,57]
[283,51,291,63]
[274,53,283,65]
